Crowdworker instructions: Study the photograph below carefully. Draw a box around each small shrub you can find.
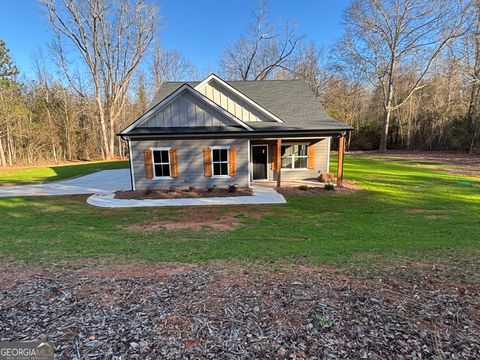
[324,183,335,191]
[188,186,196,192]
[315,314,333,328]
[228,184,238,193]
[207,185,217,193]
[298,185,309,191]
[145,189,154,195]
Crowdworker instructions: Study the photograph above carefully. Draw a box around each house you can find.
[118,74,351,190]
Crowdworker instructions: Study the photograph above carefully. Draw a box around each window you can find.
[212,147,229,176]
[281,144,308,169]
[152,149,171,177]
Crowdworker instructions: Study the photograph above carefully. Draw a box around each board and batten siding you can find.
[198,80,272,122]
[139,90,239,128]
[131,139,249,189]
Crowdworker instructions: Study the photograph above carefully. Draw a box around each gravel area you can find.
[0,263,479,359]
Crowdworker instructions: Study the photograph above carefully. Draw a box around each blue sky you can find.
[0,0,350,77]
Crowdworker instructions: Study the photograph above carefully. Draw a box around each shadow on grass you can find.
[0,160,128,185]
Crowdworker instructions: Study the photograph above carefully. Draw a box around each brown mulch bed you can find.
[277,180,361,196]
[115,186,252,200]
[1,262,478,359]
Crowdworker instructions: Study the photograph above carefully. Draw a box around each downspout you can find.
[121,135,135,191]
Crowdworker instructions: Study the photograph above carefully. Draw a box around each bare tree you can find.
[339,0,472,151]
[42,0,158,159]
[220,0,302,80]
[459,0,480,153]
[293,42,335,98]
[151,43,197,90]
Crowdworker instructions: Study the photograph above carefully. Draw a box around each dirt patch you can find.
[277,180,361,196]
[353,150,480,177]
[115,186,252,200]
[127,215,242,232]
[0,262,44,290]
[126,205,271,232]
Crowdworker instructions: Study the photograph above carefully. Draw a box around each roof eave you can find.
[118,128,352,139]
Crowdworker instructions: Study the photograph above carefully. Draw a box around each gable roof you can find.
[148,79,350,132]
[120,84,253,135]
[195,74,284,123]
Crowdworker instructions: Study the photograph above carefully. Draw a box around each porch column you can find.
[276,138,282,188]
[337,134,345,186]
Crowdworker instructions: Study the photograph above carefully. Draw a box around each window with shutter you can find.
[152,148,171,178]
[211,147,229,176]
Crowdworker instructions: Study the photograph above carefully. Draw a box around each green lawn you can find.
[0,160,128,185]
[0,155,479,268]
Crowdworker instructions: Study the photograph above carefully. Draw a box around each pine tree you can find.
[0,39,18,81]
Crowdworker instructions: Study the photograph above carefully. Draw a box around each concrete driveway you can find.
[0,169,131,197]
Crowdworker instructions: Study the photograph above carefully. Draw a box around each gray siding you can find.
[139,90,238,128]
[131,139,249,190]
[251,138,330,182]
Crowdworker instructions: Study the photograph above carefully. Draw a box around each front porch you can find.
[249,135,346,188]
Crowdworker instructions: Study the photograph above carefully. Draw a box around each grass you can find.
[0,155,479,269]
[0,160,128,185]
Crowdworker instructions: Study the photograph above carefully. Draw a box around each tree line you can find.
[0,0,478,167]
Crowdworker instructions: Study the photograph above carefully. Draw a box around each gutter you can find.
[117,128,352,141]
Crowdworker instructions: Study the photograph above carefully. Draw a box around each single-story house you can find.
[118,74,351,190]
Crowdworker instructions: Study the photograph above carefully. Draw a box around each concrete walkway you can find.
[87,187,286,207]
[0,169,131,197]
[0,169,286,207]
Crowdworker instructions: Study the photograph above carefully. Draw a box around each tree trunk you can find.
[45,105,58,163]
[380,108,392,152]
[6,125,13,166]
[0,136,6,167]
[109,112,115,159]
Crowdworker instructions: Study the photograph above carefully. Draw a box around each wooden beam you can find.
[337,135,345,186]
[276,138,282,188]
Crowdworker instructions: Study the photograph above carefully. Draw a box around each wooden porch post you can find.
[337,135,345,186]
[276,138,282,188]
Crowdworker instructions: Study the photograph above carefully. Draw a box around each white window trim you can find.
[211,146,231,178]
[151,147,173,179]
[281,143,309,171]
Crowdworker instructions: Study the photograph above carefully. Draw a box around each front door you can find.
[252,145,268,180]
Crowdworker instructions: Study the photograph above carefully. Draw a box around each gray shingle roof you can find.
[148,79,351,132]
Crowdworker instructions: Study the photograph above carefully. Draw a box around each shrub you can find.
[207,185,217,193]
[228,184,238,193]
[298,185,309,191]
[324,183,335,191]
[188,186,196,192]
